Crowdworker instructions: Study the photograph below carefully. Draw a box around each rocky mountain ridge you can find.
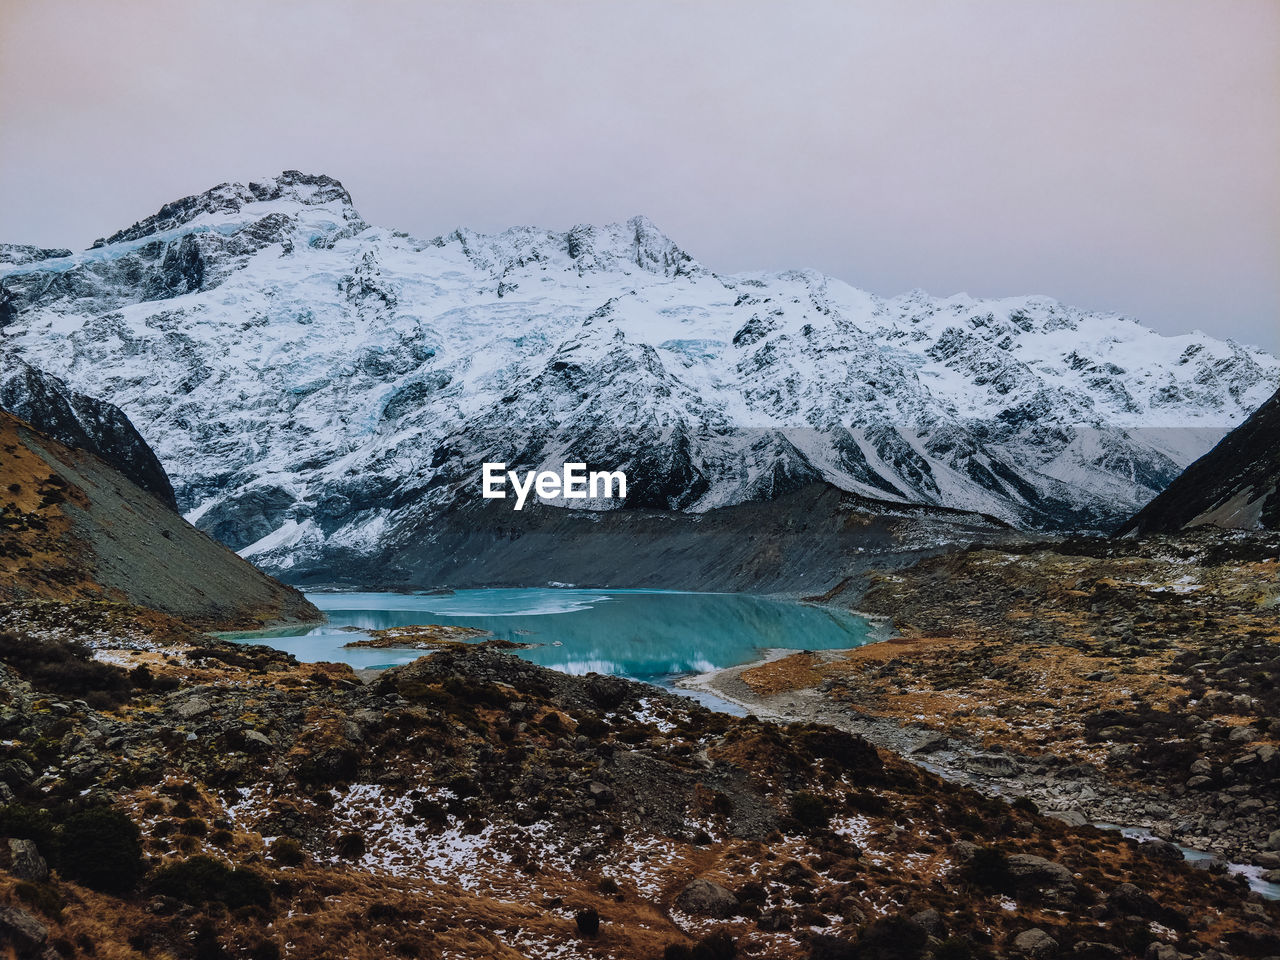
[1119,388,1280,534]
[1,171,1275,580]
[0,353,177,508]
[0,408,317,628]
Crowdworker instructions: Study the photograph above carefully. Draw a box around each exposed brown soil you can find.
[0,411,318,629]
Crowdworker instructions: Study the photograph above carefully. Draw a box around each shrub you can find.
[0,631,134,707]
[1011,796,1039,815]
[178,817,208,837]
[151,855,271,909]
[807,934,856,960]
[58,807,143,894]
[575,715,609,739]
[791,791,831,831]
[967,846,1014,894]
[850,916,929,960]
[660,932,739,960]
[269,837,305,866]
[0,803,57,850]
[334,832,366,860]
[933,939,974,960]
[799,728,882,774]
[693,931,737,960]
[575,907,600,937]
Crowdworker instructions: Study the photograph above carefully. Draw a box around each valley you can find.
[1,174,1278,958]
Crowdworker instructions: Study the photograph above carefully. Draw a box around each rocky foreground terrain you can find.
[696,531,1280,882]
[0,596,1277,960]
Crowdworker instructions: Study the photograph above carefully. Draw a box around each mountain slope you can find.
[0,409,318,627]
[1,171,1275,580]
[1118,387,1280,534]
[0,353,177,508]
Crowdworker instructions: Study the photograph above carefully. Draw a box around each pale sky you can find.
[1,0,1277,353]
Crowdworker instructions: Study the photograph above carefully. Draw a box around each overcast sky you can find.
[1,0,1277,353]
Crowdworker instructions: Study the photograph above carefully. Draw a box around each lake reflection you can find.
[231,588,882,690]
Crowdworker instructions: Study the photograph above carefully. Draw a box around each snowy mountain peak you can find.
[91,170,355,248]
[2,174,1278,578]
[0,243,74,268]
[438,215,699,282]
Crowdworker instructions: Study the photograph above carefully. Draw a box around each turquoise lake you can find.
[232,589,883,707]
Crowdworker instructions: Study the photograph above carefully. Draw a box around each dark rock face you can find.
[1120,388,1280,533]
[0,242,73,266]
[94,170,354,247]
[198,485,298,551]
[284,482,1012,593]
[0,354,178,509]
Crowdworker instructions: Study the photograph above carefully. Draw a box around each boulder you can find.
[1070,943,1123,960]
[910,908,946,937]
[588,781,614,805]
[1105,882,1163,919]
[6,838,48,881]
[1047,808,1088,827]
[1142,839,1184,863]
[967,753,1019,777]
[1013,928,1059,959]
[175,697,212,719]
[0,904,48,954]
[950,840,978,862]
[675,877,739,917]
[242,730,272,750]
[757,907,793,931]
[1007,854,1077,905]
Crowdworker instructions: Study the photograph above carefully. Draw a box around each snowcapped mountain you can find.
[1,171,1275,578]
